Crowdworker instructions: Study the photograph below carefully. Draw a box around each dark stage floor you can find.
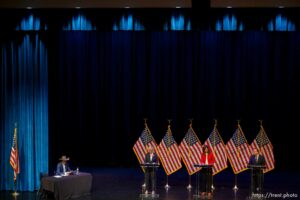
[0,168,299,200]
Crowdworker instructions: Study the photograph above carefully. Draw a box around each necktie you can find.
[256,155,258,163]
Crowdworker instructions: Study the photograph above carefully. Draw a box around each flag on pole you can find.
[226,123,251,174]
[157,125,182,175]
[133,122,157,169]
[251,123,275,173]
[204,125,228,175]
[10,125,20,182]
[179,125,202,175]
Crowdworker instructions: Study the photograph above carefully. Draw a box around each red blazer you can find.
[200,153,215,165]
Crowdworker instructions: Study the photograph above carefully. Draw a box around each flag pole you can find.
[12,178,19,196]
[12,123,19,196]
[187,174,192,191]
[233,120,240,191]
[211,119,217,191]
[165,120,171,190]
[187,119,193,190]
[165,175,170,190]
[233,174,238,190]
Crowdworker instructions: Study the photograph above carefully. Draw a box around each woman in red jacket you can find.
[200,145,215,199]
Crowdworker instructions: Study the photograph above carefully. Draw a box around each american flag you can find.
[250,125,275,173]
[204,126,228,175]
[10,126,20,182]
[226,124,251,174]
[179,127,202,175]
[157,126,182,175]
[133,124,157,169]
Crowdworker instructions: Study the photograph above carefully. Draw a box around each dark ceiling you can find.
[0,0,299,9]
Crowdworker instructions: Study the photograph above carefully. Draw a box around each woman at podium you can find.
[144,146,158,195]
[199,145,215,199]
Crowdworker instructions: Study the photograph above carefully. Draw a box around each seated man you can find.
[56,155,72,175]
[248,148,266,194]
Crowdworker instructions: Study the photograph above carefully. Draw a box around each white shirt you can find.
[150,153,153,162]
[63,164,66,173]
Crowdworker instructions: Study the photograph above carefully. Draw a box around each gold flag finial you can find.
[259,119,263,127]
[167,119,172,129]
[189,119,193,128]
[214,119,218,128]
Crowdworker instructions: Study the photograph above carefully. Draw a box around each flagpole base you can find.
[164,184,170,190]
[12,191,20,196]
[187,184,192,190]
[233,185,239,191]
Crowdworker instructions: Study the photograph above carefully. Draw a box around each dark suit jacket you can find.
[56,162,71,175]
[248,154,266,166]
[144,152,158,163]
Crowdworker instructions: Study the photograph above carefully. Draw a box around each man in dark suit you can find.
[56,155,72,175]
[248,148,266,194]
[144,146,158,195]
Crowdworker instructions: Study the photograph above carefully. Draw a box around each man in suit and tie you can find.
[248,148,266,194]
[56,155,72,175]
[144,146,158,195]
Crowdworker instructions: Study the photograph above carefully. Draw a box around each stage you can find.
[0,167,299,200]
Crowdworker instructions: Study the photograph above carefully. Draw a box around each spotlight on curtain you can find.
[15,14,47,31]
[164,14,191,31]
[63,14,97,30]
[267,14,296,31]
[215,14,244,31]
[113,14,145,31]
[0,34,48,191]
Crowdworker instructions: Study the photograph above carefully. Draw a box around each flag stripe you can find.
[179,128,202,175]
[10,127,20,181]
[204,127,228,175]
[226,126,251,174]
[157,130,182,175]
[133,127,158,172]
[250,127,275,174]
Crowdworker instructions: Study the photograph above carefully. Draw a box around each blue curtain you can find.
[267,14,296,31]
[15,14,47,31]
[50,32,300,171]
[164,14,191,30]
[215,15,244,31]
[63,14,96,30]
[113,14,145,31]
[0,34,48,191]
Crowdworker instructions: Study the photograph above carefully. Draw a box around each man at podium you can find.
[144,146,158,195]
[199,145,215,199]
[248,148,266,194]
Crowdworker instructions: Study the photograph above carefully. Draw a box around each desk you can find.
[41,172,92,200]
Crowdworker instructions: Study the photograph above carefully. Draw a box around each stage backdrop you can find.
[1,32,300,191]
[48,32,300,171]
[0,34,48,191]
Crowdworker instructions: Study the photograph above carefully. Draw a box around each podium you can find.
[248,165,266,198]
[193,164,213,199]
[140,163,160,199]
